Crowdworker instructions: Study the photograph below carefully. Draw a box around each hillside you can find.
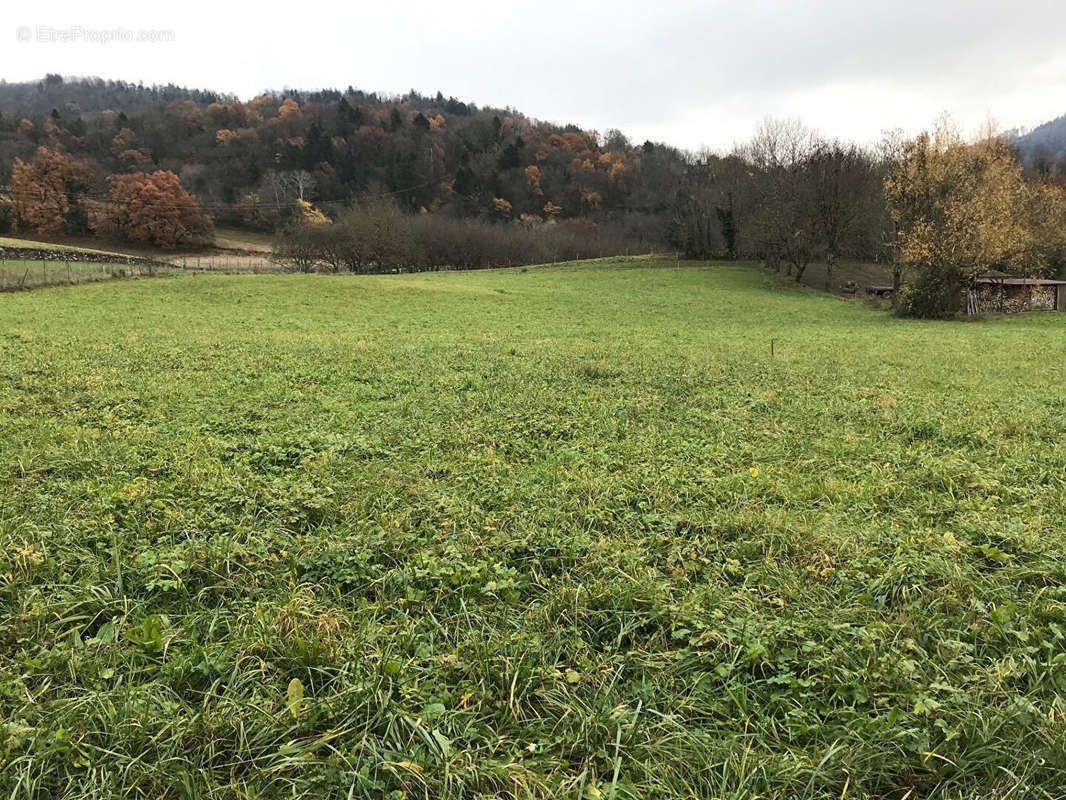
[2,259,1065,797]
[1011,113,1066,168]
[0,75,686,238]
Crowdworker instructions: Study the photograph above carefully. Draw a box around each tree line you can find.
[2,77,1065,315]
[675,119,884,289]
[273,199,651,273]
[673,117,1066,315]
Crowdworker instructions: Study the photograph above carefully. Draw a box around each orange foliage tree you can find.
[11,146,93,234]
[278,99,301,119]
[525,165,543,194]
[580,190,602,211]
[491,197,513,219]
[96,171,214,248]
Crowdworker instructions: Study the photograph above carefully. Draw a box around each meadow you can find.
[0,259,165,292]
[1,257,1064,799]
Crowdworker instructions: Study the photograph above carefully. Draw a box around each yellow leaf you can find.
[286,678,304,720]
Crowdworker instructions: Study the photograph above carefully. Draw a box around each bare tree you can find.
[744,119,820,279]
[260,169,318,215]
[809,139,879,290]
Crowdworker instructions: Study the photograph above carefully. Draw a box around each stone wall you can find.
[0,246,167,267]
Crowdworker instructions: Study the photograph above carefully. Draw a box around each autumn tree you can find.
[292,198,330,227]
[95,170,214,248]
[11,146,93,234]
[491,197,512,219]
[885,118,1066,316]
[525,165,543,194]
[278,98,301,119]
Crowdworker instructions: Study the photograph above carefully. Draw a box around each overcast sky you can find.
[3,0,1065,151]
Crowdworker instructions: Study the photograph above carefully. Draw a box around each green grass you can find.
[0,259,162,291]
[1,258,1064,799]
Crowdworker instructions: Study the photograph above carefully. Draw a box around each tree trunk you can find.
[824,252,834,291]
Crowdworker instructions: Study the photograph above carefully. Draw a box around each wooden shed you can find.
[968,272,1066,315]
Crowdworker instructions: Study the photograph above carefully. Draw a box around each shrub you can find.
[895,267,964,318]
[270,201,659,273]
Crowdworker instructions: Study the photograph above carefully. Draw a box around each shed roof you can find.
[975,276,1066,286]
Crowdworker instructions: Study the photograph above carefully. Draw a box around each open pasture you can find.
[1,258,1064,798]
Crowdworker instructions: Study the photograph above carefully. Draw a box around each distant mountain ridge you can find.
[0,74,232,115]
[1010,113,1066,169]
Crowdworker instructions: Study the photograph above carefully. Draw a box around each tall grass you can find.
[1,259,1064,798]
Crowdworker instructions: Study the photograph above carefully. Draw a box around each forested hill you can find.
[1011,113,1066,172]
[0,75,688,231]
[0,75,231,115]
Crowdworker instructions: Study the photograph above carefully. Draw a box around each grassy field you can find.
[0,259,166,291]
[1,257,1064,799]
[212,226,275,253]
